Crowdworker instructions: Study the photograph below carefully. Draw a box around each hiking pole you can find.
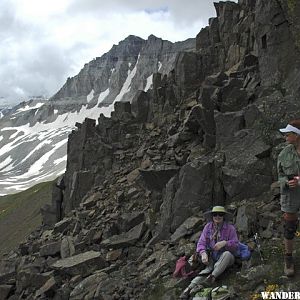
[254,232,264,263]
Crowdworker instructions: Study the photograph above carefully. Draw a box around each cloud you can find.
[0,0,236,106]
[67,0,218,25]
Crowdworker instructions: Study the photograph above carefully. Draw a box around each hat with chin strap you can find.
[203,206,232,220]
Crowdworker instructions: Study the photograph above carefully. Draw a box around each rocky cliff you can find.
[49,35,195,112]
[0,35,194,195]
[1,0,300,299]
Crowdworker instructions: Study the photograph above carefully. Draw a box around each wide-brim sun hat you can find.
[279,124,300,135]
[203,206,232,221]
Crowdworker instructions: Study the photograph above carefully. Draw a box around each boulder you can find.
[170,216,204,242]
[183,105,203,134]
[101,222,146,249]
[39,241,62,257]
[0,285,12,300]
[131,91,150,122]
[159,156,214,235]
[81,192,101,209]
[126,168,140,183]
[138,246,176,281]
[167,131,194,148]
[40,204,57,227]
[51,251,106,277]
[68,171,95,211]
[239,265,272,290]
[53,218,74,234]
[119,211,145,232]
[35,277,58,298]
[70,272,108,300]
[175,51,204,92]
[113,101,132,121]
[16,271,53,292]
[235,204,257,237]
[0,261,16,285]
[60,236,75,259]
[215,110,245,148]
[219,78,248,112]
[105,249,122,262]
[204,72,228,87]
[222,129,272,202]
[243,54,258,68]
[139,166,180,191]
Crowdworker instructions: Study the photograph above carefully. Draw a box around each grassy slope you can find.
[0,181,53,258]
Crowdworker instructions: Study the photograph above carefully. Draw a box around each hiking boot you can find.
[179,287,191,299]
[202,274,216,287]
[284,255,295,277]
[190,284,204,295]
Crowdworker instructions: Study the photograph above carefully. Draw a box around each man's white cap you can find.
[279,124,300,135]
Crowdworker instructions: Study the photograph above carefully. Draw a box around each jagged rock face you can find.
[58,0,300,223]
[0,35,195,195]
[255,0,300,89]
[50,34,195,112]
[3,1,300,299]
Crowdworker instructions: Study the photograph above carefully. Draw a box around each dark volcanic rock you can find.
[39,241,61,257]
[222,129,272,202]
[51,251,106,277]
[139,166,180,191]
[0,285,12,300]
[101,222,146,249]
[159,157,214,235]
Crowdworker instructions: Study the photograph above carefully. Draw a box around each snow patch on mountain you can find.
[0,156,13,170]
[15,102,45,113]
[158,61,162,71]
[114,55,139,103]
[98,88,109,104]
[144,74,153,91]
[87,89,94,103]
[0,54,143,195]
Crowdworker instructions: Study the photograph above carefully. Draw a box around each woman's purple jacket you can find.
[196,221,239,260]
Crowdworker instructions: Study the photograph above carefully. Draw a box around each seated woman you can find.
[180,206,239,299]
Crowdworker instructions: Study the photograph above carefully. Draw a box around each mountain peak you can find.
[123,35,145,43]
[147,34,160,40]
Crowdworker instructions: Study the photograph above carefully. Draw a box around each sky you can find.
[0,0,234,107]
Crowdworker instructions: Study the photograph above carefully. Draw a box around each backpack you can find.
[236,242,251,260]
[173,256,195,278]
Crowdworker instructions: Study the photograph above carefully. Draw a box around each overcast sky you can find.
[0,0,235,106]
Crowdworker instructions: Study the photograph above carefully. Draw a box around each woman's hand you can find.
[201,252,209,265]
[213,240,227,251]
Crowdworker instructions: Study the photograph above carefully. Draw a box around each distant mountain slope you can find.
[0,35,195,195]
[0,180,52,258]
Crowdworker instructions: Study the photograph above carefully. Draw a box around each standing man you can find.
[278,120,300,276]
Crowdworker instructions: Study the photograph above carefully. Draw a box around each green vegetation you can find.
[0,181,53,258]
[287,0,297,14]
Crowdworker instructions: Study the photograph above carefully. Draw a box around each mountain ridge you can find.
[0,34,195,196]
